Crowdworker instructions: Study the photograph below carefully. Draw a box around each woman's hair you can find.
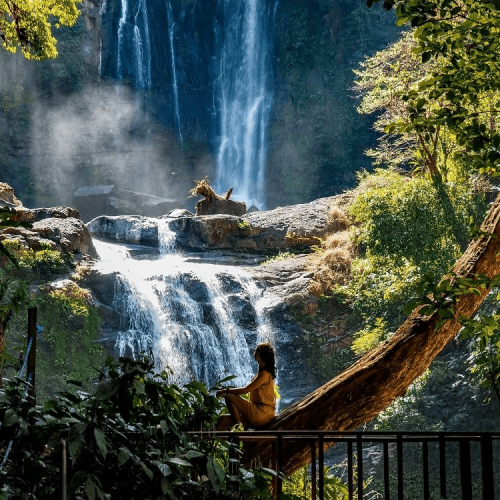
[255,342,277,379]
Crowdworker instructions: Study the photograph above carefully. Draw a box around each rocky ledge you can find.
[86,194,348,252]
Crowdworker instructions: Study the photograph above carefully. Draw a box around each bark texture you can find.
[244,193,500,476]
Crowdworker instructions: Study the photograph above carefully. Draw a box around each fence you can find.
[193,430,500,500]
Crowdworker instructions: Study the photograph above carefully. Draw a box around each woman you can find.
[215,342,277,430]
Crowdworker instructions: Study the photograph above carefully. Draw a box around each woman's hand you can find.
[216,388,229,398]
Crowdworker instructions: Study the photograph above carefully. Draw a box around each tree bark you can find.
[244,193,500,476]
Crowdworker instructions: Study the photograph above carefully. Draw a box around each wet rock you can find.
[227,295,257,329]
[86,215,158,246]
[163,209,194,218]
[84,269,120,306]
[202,303,218,326]
[182,273,210,303]
[217,272,243,294]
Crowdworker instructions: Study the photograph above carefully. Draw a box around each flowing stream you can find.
[93,221,281,389]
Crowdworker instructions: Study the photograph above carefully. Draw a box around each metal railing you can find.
[193,430,500,500]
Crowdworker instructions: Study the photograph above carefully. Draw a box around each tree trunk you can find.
[244,193,500,476]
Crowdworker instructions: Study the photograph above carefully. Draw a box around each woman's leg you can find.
[215,414,234,431]
[225,394,252,428]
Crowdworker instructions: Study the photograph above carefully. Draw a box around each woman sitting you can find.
[216,342,277,430]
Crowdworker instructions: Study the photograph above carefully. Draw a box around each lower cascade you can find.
[93,223,281,392]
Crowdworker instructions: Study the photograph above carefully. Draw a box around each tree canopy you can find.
[367,0,500,179]
[0,0,80,60]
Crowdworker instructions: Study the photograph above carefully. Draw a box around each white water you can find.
[93,223,279,388]
[214,0,277,209]
[166,1,183,144]
[117,0,151,89]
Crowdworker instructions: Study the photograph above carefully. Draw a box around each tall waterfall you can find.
[214,0,277,209]
[116,0,151,89]
[166,1,183,144]
[93,222,279,388]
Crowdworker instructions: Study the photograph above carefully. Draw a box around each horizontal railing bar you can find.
[190,430,500,437]
[190,431,500,441]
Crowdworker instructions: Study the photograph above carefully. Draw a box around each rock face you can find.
[86,216,159,246]
[0,184,97,257]
[196,198,246,217]
[1,0,399,215]
[87,195,341,253]
[32,218,97,258]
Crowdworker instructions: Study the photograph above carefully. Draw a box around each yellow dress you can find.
[243,370,276,427]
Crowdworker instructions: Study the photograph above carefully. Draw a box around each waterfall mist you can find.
[29,85,214,212]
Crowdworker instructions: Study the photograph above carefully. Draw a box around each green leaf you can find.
[118,447,131,466]
[140,462,154,480]
[3,409,19,427]
[157,463,172,477]
[85,478,96,500]
[167,457,192,468]
[94,428,107,459]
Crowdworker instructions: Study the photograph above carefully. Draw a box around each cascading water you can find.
[116,0,151,89]
[166,1,183,144]
[214,0,277,209]
[94,220,280,389]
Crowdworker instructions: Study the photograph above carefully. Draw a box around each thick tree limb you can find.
[244,193,500,475]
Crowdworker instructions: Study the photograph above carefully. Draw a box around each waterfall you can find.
[214,0,277,209]
[93,222,279,388]
[166,1,183,144]
[116,0,152,89]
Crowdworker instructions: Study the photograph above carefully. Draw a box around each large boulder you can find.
[86,216,158,246]
[196,197,246,217]
[32,217,97,258]
[32,206,81,222]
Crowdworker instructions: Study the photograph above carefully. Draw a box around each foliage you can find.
[237,221,251,230]
[458,292,500,405]
[282,460,380,500]
[0,356,276,499]
[367,0,500,179]
[37,283,103,387]
[2,239,70,277]
[374,371,439,431]
[336,169,485,326]
[260,251,295,266]
[351,318,390,356]
[0,0,80,60]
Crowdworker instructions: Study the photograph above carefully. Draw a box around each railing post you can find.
[276,433,283,498]
[423,440,429,500]
[439,434,447,499]
[311,439,317,500]
[348,440,354,500]
[459,440,472,500]
[357,434,363,500]
[481,435,494,500]
[27,307,37,405]
[383,440,390,500]
[397,433,403,500]
[272,438,277,500]
[318,434,324,500]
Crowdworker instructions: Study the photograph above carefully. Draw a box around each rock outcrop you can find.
[0,184,97,258]
[87,195,342,253]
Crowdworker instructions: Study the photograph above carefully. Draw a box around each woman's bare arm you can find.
[218,371,268,397]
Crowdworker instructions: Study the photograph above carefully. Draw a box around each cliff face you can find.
[0,0,398,217]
